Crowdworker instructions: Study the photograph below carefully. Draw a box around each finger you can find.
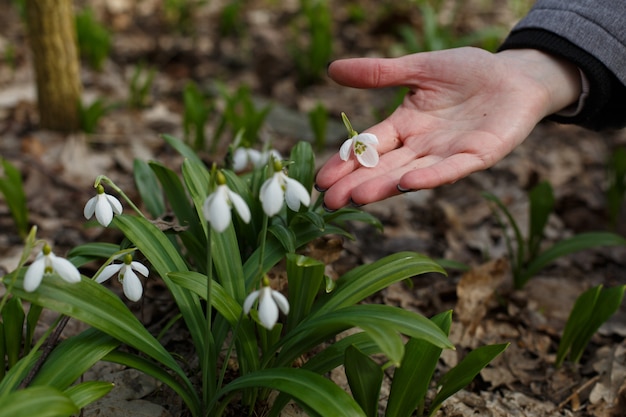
[398,153,490,191]
[328,56,423,89]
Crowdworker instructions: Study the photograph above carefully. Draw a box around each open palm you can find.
[316,47,579,209]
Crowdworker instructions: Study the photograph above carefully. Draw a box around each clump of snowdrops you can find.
[1,123,506,416]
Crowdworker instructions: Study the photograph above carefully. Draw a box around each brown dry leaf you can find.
[455,258,509,336]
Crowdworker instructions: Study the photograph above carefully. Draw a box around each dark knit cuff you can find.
[500,29,626,130]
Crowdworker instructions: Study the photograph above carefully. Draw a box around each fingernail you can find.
[397,184,414,193]
[322,203,337,213]
[314,183,328,193]
[349,198,365,208]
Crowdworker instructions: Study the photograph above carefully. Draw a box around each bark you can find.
[26,0,82,132]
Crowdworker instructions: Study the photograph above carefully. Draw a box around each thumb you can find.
[327,56,422,89]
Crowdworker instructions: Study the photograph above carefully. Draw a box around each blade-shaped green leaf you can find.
[10,272,192,398]
[285,254,325,332]
[133,159,165,218]
[268,222,296,254]
[1,297,24,368]
[215,368,366,417]
[555,285,601,367]
[569,285,625,363]
[429,343,508,416]
[386,311,452,417]
[181,158,210,236]
[276,304,453,368]
[67,242,121,267]
[113,215,206,359]
[0,322,5,380]
[311,251,446,318]
[528,181,554,259]
[344,345,383,417]
[0,386,78,417]
[288,141,315,193]
[31,328,120,389]
[521,232,626,286]
[0,157,28,237]
[162,133,205,166]
[64,381,114,409]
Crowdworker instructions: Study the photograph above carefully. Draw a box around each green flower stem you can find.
[94,175,145,219]
[203,228,216,408]
[256,214,270,285]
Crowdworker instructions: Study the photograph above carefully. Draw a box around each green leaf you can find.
[557,285,625,366]
[216,368,366,417]
[133,159,165,218]
[10,272,192,395]
[277,304,453,368]
[344,345,383,417]
[212,225,246,302]
[268,222,296,254]
[67,242,121,267]
[386,311,452,417]
[0,322,5,380]
[162,134,205,166]
[528,181,554,259]
[288,141,315,193]
[0,157,28,237]
[64,381,114,409]
[429,343,509,416]
[0,386,78,417]
[113,215,206,360]
[104,349,200,415]
[521,232,626,286]
[181,158,210,236]
[1,297,24,368]
[311,251,446,318]
[285,254,325,332]
[31,328,120,389]
[571,285,625,363]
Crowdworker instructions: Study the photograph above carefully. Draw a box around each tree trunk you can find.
[26,0,82,132]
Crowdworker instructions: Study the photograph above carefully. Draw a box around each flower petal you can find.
[24,257,45,292]
[204,187,231,232]
[284,176,310,211]
[83,196,97,219]
[271,290,290,315]
[50,255,81,283]
[232,148,249,172]
[247,149,263,168]
[260,175,284,216]
[105,194,123,215]
[243,290,260,314]
[356,146,379,168]
[96,264,123,283]
[121,267,143,302]
[227,189,251,224]
[357,132,379,145]
[257,287,279,329]
[339,138,353,161]
[130,261,149,277]
[94,195,114,226]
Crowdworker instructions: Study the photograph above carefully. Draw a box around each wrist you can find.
[496,49,582,117]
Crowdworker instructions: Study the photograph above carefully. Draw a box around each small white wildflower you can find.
[259,160,310,216]
[202,171,251,232]
[84,184,123,227]
[233,148,282,172]
[95,254,148,302]
[339,132,380,167]
[24,244,81,292]
[338,112,379,168]
[243,278,290,330]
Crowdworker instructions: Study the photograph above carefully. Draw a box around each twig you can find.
[19,314,71,388]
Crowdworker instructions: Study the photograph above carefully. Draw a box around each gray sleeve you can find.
[511,0,626,85]
[500,0,626,129]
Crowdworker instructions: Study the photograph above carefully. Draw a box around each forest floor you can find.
[2,0,626,416]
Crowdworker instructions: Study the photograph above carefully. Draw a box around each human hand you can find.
[316,47,581,209]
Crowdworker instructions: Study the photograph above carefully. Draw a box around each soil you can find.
[1,1,626,416]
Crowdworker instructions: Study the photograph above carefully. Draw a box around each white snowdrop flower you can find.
[84,184,123,227]
[95,254,148,302]
[202,172,251,232]
[233,148,282,172]
[243,281,290,330]
[24,244,81,292]
[339,132,380,168]
[259,170,310,217]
